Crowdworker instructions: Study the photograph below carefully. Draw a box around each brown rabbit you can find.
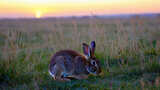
[48,41,101,81]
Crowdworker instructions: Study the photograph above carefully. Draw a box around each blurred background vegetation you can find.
[0,16,160,89]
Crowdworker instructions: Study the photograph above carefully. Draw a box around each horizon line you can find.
[0,12,160,19]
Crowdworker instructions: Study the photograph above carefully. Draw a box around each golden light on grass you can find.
[35,10,42,18]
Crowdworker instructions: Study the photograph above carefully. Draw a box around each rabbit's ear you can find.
[90,41,96,57]
[82,43,91,58]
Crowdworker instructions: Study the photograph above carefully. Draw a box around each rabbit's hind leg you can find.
[52,63,71,81]
[50,64,63,80]
[49,70,56,80]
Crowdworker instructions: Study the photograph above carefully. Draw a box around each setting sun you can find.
[35,10,42,18]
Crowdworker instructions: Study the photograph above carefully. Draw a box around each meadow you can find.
[0,15,160,89]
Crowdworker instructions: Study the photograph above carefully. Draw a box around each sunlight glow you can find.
[0,0,160,18]
[35,10,42,18]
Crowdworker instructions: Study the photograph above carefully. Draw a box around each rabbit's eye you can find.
[91,61,96,65]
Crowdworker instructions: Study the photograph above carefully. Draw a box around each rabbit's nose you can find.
[91,67,97,72]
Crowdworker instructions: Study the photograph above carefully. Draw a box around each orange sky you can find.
[0,0,160,18]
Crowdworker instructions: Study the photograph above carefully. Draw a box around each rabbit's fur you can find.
[49,41,101,81]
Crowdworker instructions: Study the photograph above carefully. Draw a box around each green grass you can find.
[0,16,160,89]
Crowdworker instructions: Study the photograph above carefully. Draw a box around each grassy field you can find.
[0,16,160,89]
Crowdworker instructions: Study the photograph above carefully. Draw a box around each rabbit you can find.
[48,41,101,81]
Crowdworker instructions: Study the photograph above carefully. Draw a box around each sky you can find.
[0,0,160,18]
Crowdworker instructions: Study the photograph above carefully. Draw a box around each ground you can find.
[0,16,160,89]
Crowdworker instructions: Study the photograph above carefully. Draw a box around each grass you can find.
[0,16,160,89]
